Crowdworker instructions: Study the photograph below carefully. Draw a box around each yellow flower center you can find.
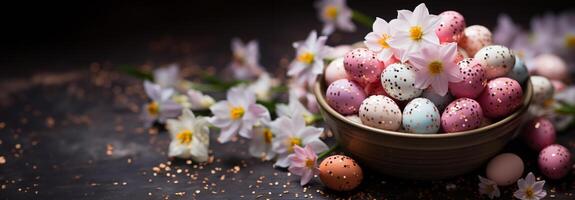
[176,129,193,144]
[263,128,273,144]
[324,5,338,20]
[565,34,575,49]
[147,101,159,116]
[525,187,534,198]
[409,25,424,41]
[230,106,245,120]
[287,137,302,153]
[303,114,315,125]
[297,52,315,65]
[305,159,315,168]
[428,61,444,75]
[378,34,391,48]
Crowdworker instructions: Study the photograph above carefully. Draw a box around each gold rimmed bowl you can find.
[314,78,533,180]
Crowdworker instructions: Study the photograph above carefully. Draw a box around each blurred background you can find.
[1,0,574,79]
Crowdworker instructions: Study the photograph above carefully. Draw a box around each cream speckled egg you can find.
[326,79,367,115]
[530,76,555,105]
[538,144,572,180]
[460,25,492,57]
[474,45,515,79]
[402,98,440,134]
[507,56,529,84]
[441,98,484,132]
[477,77,523,118]
[436,11,466,43]
[421,88,453,112]
[381,63,422,101]
[486,153,524,186]
[325,57,348,85]
[448,58,486,98]
[359,95,402,131]
[319,155,363,191]
[532,53,569,81]
[344,48,385,86]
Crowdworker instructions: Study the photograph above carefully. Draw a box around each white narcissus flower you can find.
[276,91,314,124]
[141,81,182,127]
[208,86,270,143]
[166,109,210,162]
[288,145,319,186]
[315,0,355,35]
[229,38,265,80]
[388,3,440,62]
[271,114,328,168]
[288,81,320,113]
[478,176,500,199]
[288,31,331,87]
[408,42,462,96]
[247,73,279,101]
[171,89,215,111]
[153,64,180,88]
[248,121,276,161]
[514,172,547,200]
[364,17,396,62]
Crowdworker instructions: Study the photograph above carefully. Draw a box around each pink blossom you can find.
[287,145,319,186]
[408,42,462,96]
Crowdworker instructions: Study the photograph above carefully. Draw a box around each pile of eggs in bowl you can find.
[324,11,536,134]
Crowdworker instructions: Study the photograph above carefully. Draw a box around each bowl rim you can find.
[313,76,533,139]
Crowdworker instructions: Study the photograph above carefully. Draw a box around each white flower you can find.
[247,73,279,101]
[141,81,182,127]
[408,42,462,96]
[276,90,314,124]
[478,176,500,199]
[208,86,270,143]
[514,172,547,200]
[153,64,180,88]
[364,17,396,62]
[171,89,215,111]
[315,0,355,35]
[288,81,320,113]
[248,121,276,161]
[166,109,210,162]
[229,38,265,80]
[271,114,328,168]
[388,3,440,62]
[288,31,331,87]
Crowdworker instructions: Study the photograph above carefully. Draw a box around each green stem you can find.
[352,10,375,28]
[118,65,153,81]
[318,143,339,160]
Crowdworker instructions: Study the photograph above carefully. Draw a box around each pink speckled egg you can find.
[344,48,385,86]
[486,153,524,186]
[522,117,556,151]
[449,58,486,98]
[441,98,484,133]
[436,11,466,43]
[477,77,523,119]
[364,81,388,96]
[359,95,402,131]
[532,54,569,81]
[381,63,422,101]
[326,79,367,115]
[459,25,493,57]
[325,57,348,85]
[474,45,515,79]
[538,144,572,180]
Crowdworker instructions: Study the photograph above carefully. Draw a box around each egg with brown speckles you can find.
[460,25,492,57]
[477,77,523,118]
[474,45,515,79]
[436,11,466,43]
[326,79,367,115]
[448,58,486,98]
[538,144,572,180]
[441,98,484,132]
[319,155,363,191]
[359,95,402,131]
[402,98,440,134]
[530,76,554,105]
[344,48,385,86]
[381,63,422,101]
[486,153,524,186]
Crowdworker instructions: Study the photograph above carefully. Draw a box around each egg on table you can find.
[530,76,555,105]
[448,58,486,99]
[532,53,568,81]
[402,98,440,134]
[477,77,523,119]
[359,95,402,131]
[344,48,385,86]
[326,79,367,115]
[538,144,572,180]
[381,63,422,101]
[319,155,363,191]
[486,153,524,186]
[522,117,556,151]
[436,11,466,43]
[324,57,348,85]
[441,98,484,132]
[459,25,492,57]
[474,45,515,79]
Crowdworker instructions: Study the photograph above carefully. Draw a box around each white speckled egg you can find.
[486,153,524,186]
[359,95,402,131]
[402,98,440,134]
[448,58,487,98]
[532,53,569,81]
[325,57,348,85]
[530,76,555,105]
[507,56,529,84]
[474,45,515,79]
[460,25,492,57]
[421,88,453,112]
[381,63,422,101]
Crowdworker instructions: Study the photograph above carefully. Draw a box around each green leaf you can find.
[118,65,153,81]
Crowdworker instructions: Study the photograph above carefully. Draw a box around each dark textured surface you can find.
[1,1,575,199]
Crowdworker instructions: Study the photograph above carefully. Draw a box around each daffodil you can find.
[141,81,182,127]
[408,42,462,96]
[315,0,355,35]
[229,38,265,80]
[288,31,331,87]
[271,115,328,168]
[364,17,396,62]
[166,109,210,162]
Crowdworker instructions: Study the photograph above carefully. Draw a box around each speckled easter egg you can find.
[326,79,367,115]
[478,77,523,118]
[522,117,556,151]
[421,88,453,112]
[532,54,568,81]
[486,153,524,186]
[319,155,363,191]
[381,63,422,101]
[402,98,440,134]
[325,57,348,85]
[436,11,466,43]
[530,76,555,105]
[448,58,486,98]
[454,46,470,63]
[460,25,493,57]
[507,56,529,84]
[538,144,572,179]
[474,45,515,79]
[359,95,402,131]
[364,81,388,96]
[344,48,385,86]
[441,98,483,132]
